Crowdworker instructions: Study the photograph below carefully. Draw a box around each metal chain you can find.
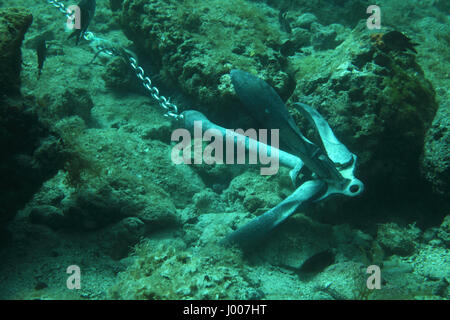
[46,0,75,19]
[45,1,181,120]
[129,57,181,120]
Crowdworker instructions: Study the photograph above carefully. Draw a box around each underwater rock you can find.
[60,174,179,231]
[102,56,140,93]
[119,0,293,112]
[280,40,297,57]
[0,7,32,98]
[290,22,438,203]
[433,278,449,298]
[37,87,94,124]
[192,189,226,213]
[434,0,450,13]
[109,0,124,11]
[224,171,285,215]
[0,99,65,229]
[311,23,342,51]
[381,31,418,54]
[25,122,194,233]
[190,160,241,196]
[265,0,367,27]
[292,28,312,47]
[67,124,203,210]
[280,28,311,57]
[377,222,420,256]
[437,215,450,247]
[256,213,335,270]
[413,245,450,282]
[313,261,365,300]
[61,181,131,230]
[103,217,146,260]
[29,205,65,230]
[294,13,318,30]
[422,102,450,196]
[136,194,179,233]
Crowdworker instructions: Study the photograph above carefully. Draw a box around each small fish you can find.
[36,37,47,78]
[231,70,343,182]
[382,31,418,54]
[68,0,96,45]
[298,249,335,274]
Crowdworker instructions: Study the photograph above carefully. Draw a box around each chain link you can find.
[45,1,181,120]
[47,0,75,19]
[83,31,95,41]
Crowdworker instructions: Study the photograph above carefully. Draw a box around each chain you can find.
[46,0,75,19]
[129,57,181,120]
[45,1,181,120]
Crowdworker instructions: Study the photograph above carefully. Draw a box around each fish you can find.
[382,31,418,54]
[36,37,47,78]
[230,69,311,155]
[68,0,96,45]
[278,9,292,34]
[230,69,343,182]
[278,249,335,275]
[298,249,335,273]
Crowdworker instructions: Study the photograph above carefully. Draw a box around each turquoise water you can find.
[0,0,448,300]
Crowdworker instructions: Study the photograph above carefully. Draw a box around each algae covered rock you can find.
[30,147,181,232]
[377,222,420,256]
[102,217,146,260]
[109,0,125,12]
[36,87,94,124]
[290,24,438,200]
[102,56,140,93]
[224,170,290,215]
[265,0,368,26]
[0,7,32,97]
[109,238,260,299]
[0,7,65,229]
[437,215,450,247]
[119,0,293,112]
[29,205,65,230]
